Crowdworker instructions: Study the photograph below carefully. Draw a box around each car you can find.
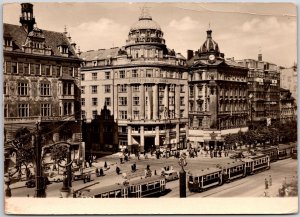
[48,174,64,183]
[25,177,50,188]
[162,170,179,182]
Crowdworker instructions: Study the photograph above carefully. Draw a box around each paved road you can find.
[11,155,297,198]
[162,158,297,198]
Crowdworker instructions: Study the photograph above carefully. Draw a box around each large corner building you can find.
[80,12,189,153]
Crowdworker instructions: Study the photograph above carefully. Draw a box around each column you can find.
[153,84,159,120]
[128,126,132,151]
[164,84,169,114]
[175,84,180,118]
[127,84,132,120]
[140,126,145,153]
[155,126,160,147]
[140,84,145,120]
[184,84,189,118]
[176,123,180,149]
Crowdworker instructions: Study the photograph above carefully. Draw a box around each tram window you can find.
[155,182,160,188]
[115,190,121,198]
[148,184,154,190]
[142,184,147,191]
[110,191,115,197]
[189,176,193,182]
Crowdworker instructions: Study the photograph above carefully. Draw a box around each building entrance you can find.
[144,137,155,153]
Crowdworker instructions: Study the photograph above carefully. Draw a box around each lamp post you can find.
[35,118,46,198]
[178,152,187,198]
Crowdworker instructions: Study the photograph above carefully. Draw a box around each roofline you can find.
[81,63,187,71]
[4,50,83,63]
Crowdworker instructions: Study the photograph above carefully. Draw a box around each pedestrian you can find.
[265,178,268,189]
[269,175,272,186]
[116,166,120,175]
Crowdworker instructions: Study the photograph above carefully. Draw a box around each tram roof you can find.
[219,160,245,168]
[187,167,221,177]
[243,153,267,160]
[278,143,294,149]
[129,175,165,186]
[86,183,125,196]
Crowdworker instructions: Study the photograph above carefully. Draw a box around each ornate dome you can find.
[130,13,161,31]
[199,30,219,53]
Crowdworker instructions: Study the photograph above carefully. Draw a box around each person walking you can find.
[265,178,269,190]
[269,175,272,186]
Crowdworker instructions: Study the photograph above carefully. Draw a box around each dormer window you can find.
[4,38,12,47]
[58,44,69,55]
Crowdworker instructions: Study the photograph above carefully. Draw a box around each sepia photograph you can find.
[2,1,298,214]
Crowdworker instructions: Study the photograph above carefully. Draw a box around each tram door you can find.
[122,188,128,198]
[136,185,142,198]
[160,179,165,192]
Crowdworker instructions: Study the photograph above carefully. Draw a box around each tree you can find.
[50,145,68,174]
[10,127,35,180]
[224,134,238,150]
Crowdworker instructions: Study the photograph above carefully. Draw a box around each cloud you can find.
[168,16,199,31]
[69,18,129,51]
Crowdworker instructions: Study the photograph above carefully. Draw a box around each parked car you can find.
[48,174,64,183]
[25,177,50,188]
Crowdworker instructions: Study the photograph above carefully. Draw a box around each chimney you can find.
[19,3,36,33]
[187,50,194,60]
[258,53,262,61]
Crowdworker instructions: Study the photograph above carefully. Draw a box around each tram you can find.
[188,167,222,192]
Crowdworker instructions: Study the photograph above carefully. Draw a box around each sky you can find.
[3,2,297,67]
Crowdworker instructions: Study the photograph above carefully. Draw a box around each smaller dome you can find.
[199,30,219,53]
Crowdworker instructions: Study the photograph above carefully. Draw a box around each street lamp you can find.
[60,168,71,198]
[178,152,188,198]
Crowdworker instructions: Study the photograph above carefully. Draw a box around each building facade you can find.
[280,64,297,104]
[80,11,189,153]
[279,88,297,123]
[186,29,249,150]
[237,54,281,126]
[3,3,82,146]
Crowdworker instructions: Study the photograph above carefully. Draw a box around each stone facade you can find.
[3,3,82,145]
[80,11,188,153]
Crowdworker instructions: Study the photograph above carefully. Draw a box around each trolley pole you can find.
[178,152,187,198]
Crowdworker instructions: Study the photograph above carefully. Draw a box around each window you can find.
[133,110,139,119]
[119,85,127,92]
[105,71,110,79]
[92,72,97,80]
[104,85,111,93]
[119,97,127,106]
[132,85,139,92]
[34,64,40,75]
[4,104,8,118]
[169,84,175,92]
[18,82,29,96]
[180,85,184,93]
[63,82,72,95]
[133,97,139,106]
[11,62,17,74]
[40,83,51,96]
[81,110,86,119]
[3,82,7,95]
[132,70,138,77]
[69,67,74,77]
[18,104,29,117]
[45,65,51,76]
[105,97,111,106]
[91,85,98,94]
[119,70,125,78]
[159,96,163,105]
[81,86,85,94]
[23,63,29,75]
[92,98,98,106]
[180,97,184,106]
[119,110,127,119]
[146,69,152,77]
[41,103,51,116]
[189,86,194,96]
[81,98,85,106]
[169,96,175,105]
[81,74,85,81]
[159,85,165,91]
[160,71,164,77]
[92,110,98,119]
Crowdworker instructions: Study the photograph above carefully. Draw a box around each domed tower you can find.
[197,29,224,61]
[125,8,167,59]
[19,3,36,33]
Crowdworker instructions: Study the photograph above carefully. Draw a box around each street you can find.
[11,153,297,198]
